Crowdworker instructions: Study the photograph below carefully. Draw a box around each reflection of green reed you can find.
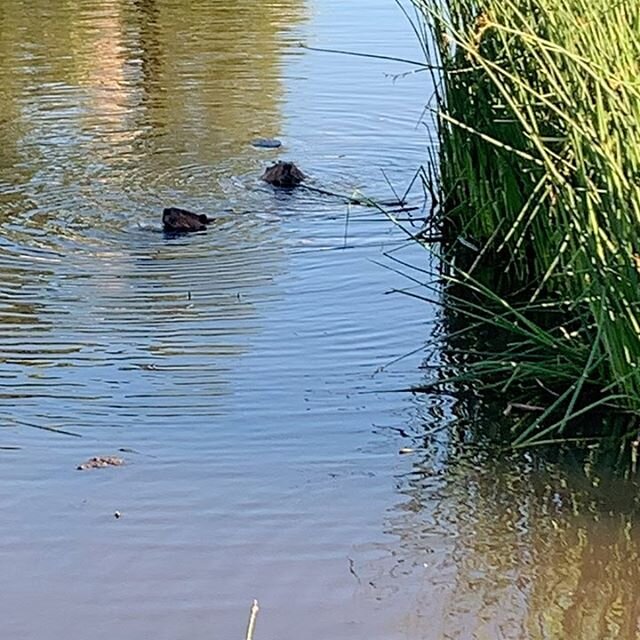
[459,456,640,639]
[467,459,640,639]
[388,436,640,639]
[411,1,640,445]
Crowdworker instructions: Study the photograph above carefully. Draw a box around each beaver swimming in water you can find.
[162,207,213,233]
[261,161,305,188]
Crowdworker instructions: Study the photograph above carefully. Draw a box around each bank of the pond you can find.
[412,0,640,448]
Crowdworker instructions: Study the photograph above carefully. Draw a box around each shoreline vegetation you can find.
[404,1,640,449]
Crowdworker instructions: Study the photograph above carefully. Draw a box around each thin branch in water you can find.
[383,238,422,256]
[388,287,441,306]
[348,557,361,584]
[415,101,430,130]
[413,233,443,243]
[385,67,431,82]
[245,600,260,640]
[300,184,405,207]
[535,377,561,397]
[401,166,424,208]
[11,419,83,438]
[504,402,545,416]
[381,168,403,208]
[343,202,351,249]
[374,341,431,374]
[371,258,428,289]
[383,251,436,276]
[298,42,439,70]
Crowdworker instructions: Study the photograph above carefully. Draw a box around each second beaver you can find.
[261,161,305,188]
[163,207,213,233]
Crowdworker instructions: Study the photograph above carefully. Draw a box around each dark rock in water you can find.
[251,137,282,149]
[261,161,305,188]
[162,207,213,233]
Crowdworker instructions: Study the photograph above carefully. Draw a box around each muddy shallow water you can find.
[1,1,640,639]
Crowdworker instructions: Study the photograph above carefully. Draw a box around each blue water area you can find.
[3,2,633,638]
[0,1,437,638]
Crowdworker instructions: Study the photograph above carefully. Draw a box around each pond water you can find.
[1,2,639,640]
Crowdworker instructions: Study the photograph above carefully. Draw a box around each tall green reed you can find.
[412,0,640,445]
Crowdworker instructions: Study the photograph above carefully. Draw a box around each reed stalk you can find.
[411,0,640,445]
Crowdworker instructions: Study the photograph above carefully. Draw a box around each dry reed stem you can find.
[245,599,259,640]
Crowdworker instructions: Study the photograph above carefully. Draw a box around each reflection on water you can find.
[359,400,640,640]
[1,0,639,639]
[0,0,305,427]
[0,0,302,244]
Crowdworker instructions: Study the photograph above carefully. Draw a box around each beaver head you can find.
[162,207,212,233]
[261,161,305,188]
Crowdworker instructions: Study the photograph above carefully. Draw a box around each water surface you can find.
[1,2,639,640]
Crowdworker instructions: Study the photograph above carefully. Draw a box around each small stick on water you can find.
[300,184,406,208]
[343,203,351,249]
[245,599,259,640]
[298,42,440,70]
[12,419,82,438]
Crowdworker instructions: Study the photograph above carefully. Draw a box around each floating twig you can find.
[12,419,82,438]
[77,456,125,471]
[300,184,406,208]
[504,402,545,416]
[348,557,361,584]
[245,600,260,640]
[298,42,440,70]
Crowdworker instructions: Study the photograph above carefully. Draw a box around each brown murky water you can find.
[1,1,640,639]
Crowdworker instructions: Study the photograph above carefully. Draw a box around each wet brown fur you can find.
[261,161,305,188]
[162,207,213,233]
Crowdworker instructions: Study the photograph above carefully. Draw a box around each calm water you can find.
[1,2,639,639]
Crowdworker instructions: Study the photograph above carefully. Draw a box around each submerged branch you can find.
[298,42,440,70]
[245,600,260,640]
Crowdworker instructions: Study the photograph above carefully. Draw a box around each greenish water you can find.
[0,2,639,639]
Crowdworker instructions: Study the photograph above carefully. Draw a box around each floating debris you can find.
[251,137,282,149]
[76,456,125,471]
[399,447,415,455]
[503,402,545,416]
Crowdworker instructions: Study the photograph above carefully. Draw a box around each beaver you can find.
[261,161,305,188]
[162,207,213,233]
